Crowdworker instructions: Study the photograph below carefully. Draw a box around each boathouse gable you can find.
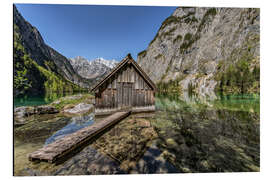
[91,54,156,115]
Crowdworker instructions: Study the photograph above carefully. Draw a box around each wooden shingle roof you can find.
[91,54,156,92]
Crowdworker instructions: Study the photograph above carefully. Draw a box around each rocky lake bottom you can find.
[13,93,260,175]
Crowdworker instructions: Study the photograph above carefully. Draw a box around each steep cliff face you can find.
[69,56,118,80]
[137,7,260,95]
[13,6,90,90]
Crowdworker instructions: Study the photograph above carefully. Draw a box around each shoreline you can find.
[14,94,94,125]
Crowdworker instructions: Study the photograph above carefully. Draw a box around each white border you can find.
[1,0,269,180]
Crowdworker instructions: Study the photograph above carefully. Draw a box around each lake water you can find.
[14,91,88,107]
[13,92,260,175]
[152,93,259,172]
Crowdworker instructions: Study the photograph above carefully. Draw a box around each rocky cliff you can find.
[137,7,260,95]
[14,6,91,96]
[69,56,118,80]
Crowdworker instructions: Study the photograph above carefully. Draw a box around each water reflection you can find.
[45,113,94,145]
[181,91,217,106]
[156,92,260,113]
[14,91,87,107]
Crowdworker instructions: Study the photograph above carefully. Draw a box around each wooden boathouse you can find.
[91,54,156,115]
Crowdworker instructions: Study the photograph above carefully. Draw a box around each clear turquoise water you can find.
[152,92,260,172]
[14,92,87,107]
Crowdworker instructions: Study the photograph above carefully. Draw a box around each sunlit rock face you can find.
[137,7,260,95]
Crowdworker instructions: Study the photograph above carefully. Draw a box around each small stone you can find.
[200,160,210,169]
[181,167,192,173]
[166,138,178,147]
[51,100,60,105]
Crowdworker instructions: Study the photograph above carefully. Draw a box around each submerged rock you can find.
[165,138,178,147]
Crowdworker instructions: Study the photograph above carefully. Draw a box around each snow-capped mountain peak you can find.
[69,56,118,79]
[93,57,118,69]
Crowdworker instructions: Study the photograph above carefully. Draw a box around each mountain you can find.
[69,56,118,80]
[13,6,91,96]
[94,58,118,69]
[137,7,260,95]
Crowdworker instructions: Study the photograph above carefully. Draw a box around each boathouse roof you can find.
[91,54,156,92]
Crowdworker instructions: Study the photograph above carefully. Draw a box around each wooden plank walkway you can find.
[28,111,131,163]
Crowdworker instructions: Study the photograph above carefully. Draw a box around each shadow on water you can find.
[130,142,180,173]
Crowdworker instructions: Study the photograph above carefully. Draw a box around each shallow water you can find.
[151,93,260,172]
[13,92,260,175]
[14,112,122,175]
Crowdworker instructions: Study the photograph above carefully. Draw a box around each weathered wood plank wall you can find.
[95,64,155,111]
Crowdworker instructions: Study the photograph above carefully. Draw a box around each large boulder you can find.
[14,106,35,120]
[63,103,94,115]
[14,105,59,119]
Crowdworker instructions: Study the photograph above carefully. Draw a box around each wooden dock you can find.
[28,111,131,163]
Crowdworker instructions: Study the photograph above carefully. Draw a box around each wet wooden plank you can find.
[28,111,131,163]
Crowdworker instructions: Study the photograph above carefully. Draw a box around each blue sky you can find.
[15,4,176,61]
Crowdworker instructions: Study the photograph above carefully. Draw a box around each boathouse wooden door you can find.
[117,82,132,111]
